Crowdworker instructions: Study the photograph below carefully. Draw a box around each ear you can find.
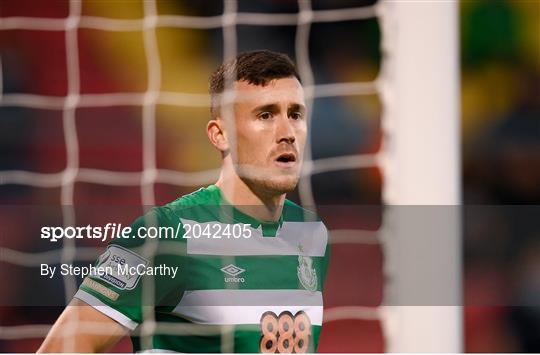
[207,118,229,153]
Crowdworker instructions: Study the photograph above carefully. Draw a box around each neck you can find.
[215,160,285,222]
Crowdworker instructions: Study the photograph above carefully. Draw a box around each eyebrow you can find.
[251,103,306,115]
[251,103,280,115]
[288,103,306,114]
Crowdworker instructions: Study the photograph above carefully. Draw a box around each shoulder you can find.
[155,185,220,224]
[283,200,330,257]
[120,186,218,246]
[283,199,323,223]
[168,185,220,208]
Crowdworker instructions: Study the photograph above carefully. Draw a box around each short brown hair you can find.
[209,50,301,118]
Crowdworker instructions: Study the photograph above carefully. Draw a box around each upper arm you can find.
[38,207,184,353]
[37,296,128,352]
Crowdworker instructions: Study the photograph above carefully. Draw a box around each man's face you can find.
[224,77,307,195]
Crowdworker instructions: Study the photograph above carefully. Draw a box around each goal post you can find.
[378,0,462,352]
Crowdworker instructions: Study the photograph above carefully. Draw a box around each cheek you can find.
[235,129,267,163]
[295,125,308,146]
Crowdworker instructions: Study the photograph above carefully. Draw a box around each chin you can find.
[235,163,300,196]
[242,174,299,196]
[260,175,299,194]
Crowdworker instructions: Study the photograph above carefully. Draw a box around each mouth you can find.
[274,152,297,168]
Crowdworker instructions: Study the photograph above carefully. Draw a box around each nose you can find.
[275,113,295,144]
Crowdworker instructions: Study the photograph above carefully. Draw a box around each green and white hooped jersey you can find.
[74,185,330,353]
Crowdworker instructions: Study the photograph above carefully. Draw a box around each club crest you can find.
[297,255,317,291]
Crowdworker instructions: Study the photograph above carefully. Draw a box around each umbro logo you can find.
[221,264,245,276]
[221,264,245,283]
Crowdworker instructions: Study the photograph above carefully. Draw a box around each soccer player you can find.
[38,50,330,353]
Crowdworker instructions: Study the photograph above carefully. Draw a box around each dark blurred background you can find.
[0,0,539,352]
[460,0,539,351]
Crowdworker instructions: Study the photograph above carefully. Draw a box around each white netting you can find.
[0,0,395,351]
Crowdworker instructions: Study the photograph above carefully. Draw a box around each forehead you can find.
[233,77,305,106]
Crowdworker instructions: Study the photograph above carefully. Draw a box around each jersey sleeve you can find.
[315,223,331,353]
[74,207,186,330]
[321,240,331,290]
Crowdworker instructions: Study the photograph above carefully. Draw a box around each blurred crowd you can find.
[460,1,539,351]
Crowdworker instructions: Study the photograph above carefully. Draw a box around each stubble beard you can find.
[234,163,300,197]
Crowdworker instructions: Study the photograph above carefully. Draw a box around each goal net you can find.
[0,0,461,352]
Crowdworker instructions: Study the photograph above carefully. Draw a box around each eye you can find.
[258,112,273,120]
[289,111,303,120]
